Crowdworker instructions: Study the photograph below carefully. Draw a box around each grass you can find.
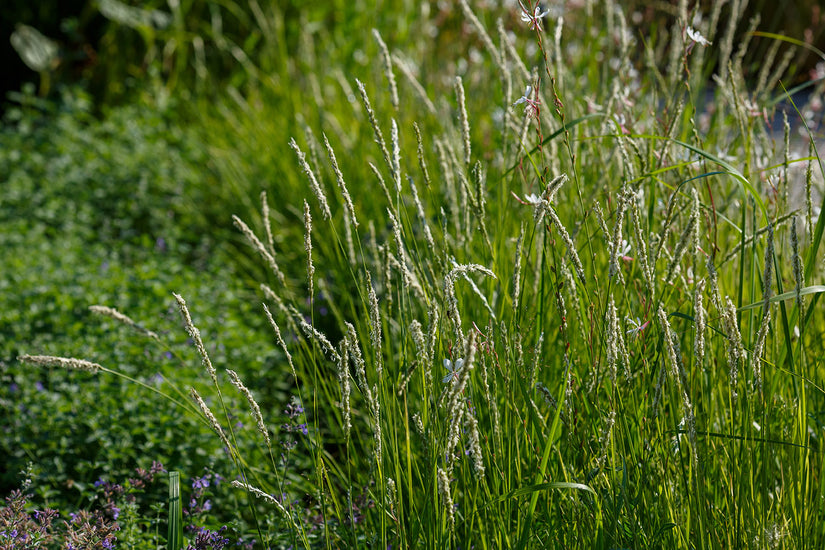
[5,0,825,548]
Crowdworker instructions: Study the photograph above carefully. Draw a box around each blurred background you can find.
[3,0,825,111]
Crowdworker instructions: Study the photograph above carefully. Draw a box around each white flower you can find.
[523,193,542,205]
[686,26,711,47]
[442,358,464,384]
[625,317,649,337]
[521,5,551,31]
[513,85,533,106]
[512,84,540,119]
[619,239,632,258]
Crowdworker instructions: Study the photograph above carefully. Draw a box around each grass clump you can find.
[9,0,825,548]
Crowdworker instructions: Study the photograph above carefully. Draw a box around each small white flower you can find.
[442,358,464,384]
[512,84,540,119]
[625,317,649,337]
[686,26,711,47]
[523,193,542,205]
[513,85,533,106]
[619,239,632,258]
[521,5,551,31]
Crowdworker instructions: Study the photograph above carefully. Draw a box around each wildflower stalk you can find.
[289,138,331,220]
[232,216,286,285]
[372,28,399,111]
[303,200,314,300]
[173,293,217,387]
[190,387,233,453]
[18,354,102,374]
[455,76,471,165]
[89,305,159,340]
[356,79,395,183]
[322,133,358,227]
[226,370,270,448]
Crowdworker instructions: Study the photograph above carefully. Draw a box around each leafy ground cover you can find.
[3,1,825,548]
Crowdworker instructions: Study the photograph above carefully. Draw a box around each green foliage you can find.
[4,1,825,549]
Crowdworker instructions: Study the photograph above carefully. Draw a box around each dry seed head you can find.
[371,28,398,111]
[343,208,356,265]
[706,259,723,312]
[543,173,568,204]
[260,191,276,257]
[385,477,397,512]
[761,222,775,305]
[391,118,402,193]
[596,410,617,468]
[368,161,395,215]
[372,394,382,464]
[190,387,232,452]
[322,133,358,227]
[413,122,432,187]
[262,303,296,380]
[792,217,805,313]
[656,306,698,468]
[544,205,585,283]
[366,271,384,375]
[303,200,314,299]
[19,354,102,374]
[174,293,217,386]
[410,319,431,385]
[609,190,628,279]
[232,215,285,284]
[261,284,298,337]
[606,298,620,383]
[782,112,790,207]
[654,190,679,267]
[593,200,610,241]
[663,196,697,285]
[89,305,159,340]
[296,309,341,364]
[356,79,395,182]
[722,297,743,400]
[426,304,439,374]
[806,139,814,243]
[409,175,435,251]
[628,196,654,296]
[226,369,269,447]
[455,76,471,165]
[387,208,426,300]
[513,223,525,314]
[289,138,331,220]
[445,333,476,457]
[465,411,485,476]
[693,279,706,366]
[337,338,352,441]
[437,467,455,529]
[345,321,375,411]
[231,480,289,517]
[751,306,770,392]
[456,260,496,319]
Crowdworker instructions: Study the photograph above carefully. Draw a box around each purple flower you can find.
[192,476,210,490]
